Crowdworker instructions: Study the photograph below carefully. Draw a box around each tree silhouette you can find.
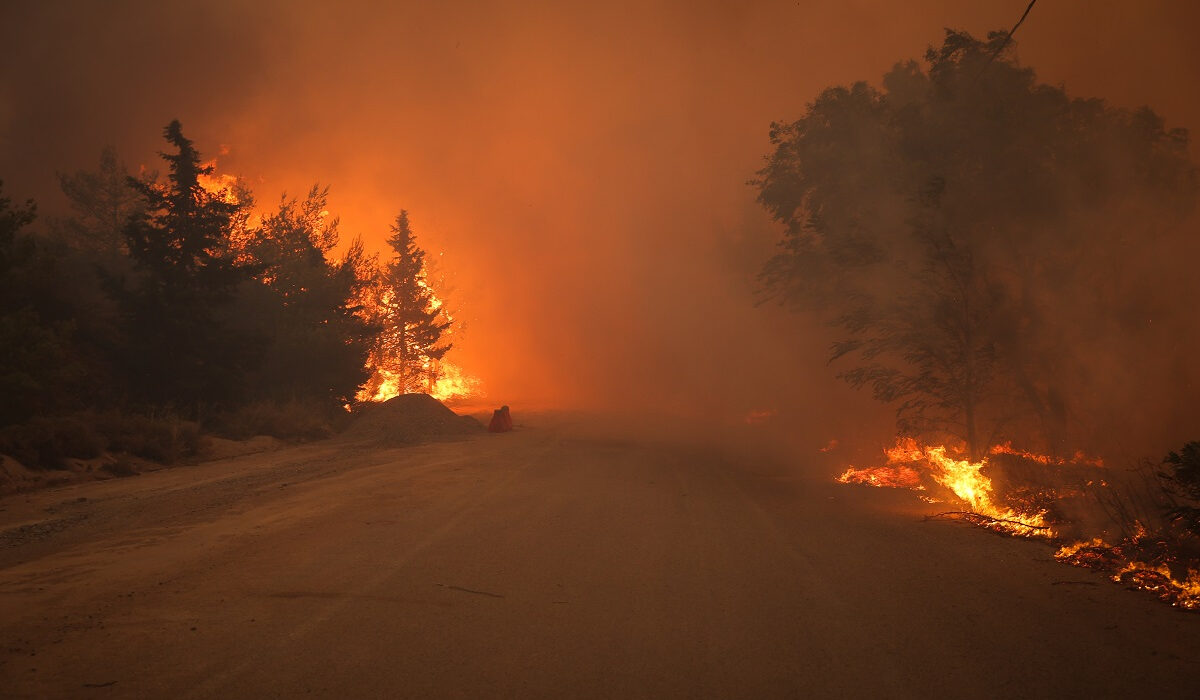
[756,30,1196,459]
[57,147,149,256]
[362,211,452,397]
[238,185,376,404]
[118,120,255,409]
[0,183,82,424]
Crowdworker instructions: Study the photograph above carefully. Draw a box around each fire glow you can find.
[837,438,1053,538]
[197,160,482,406]
[840,439,1200,610]
[356,279,482,404]
[1054,534,1200,610]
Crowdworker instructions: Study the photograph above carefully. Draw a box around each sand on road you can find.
[1,413,1197,698]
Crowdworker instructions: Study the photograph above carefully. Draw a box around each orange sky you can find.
[2,0,1198,436]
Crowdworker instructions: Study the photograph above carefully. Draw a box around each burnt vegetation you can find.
[0,120,452,475]
[761,30,1200,606]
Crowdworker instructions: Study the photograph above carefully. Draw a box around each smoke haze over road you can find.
[3,1,1198,450]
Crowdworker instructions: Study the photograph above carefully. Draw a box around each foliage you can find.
[1,119,465,474]
[1162,441,1200,536]
[56,146,149,256]
[0,415,104,469]
[755,29,1196,459]
[0,183,85,425]
[236,186,376,405]
[94,410,206,464]
[208,399,346,441]
[117,120,258,409]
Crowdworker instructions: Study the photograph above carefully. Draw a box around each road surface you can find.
[1,413,1197,698]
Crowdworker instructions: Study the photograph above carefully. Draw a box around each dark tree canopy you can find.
[237,186,376,404]
[117,120,257,409]
[756,30,1197,459]
[57,147,148,256]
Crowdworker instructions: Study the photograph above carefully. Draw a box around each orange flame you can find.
[1110,563,1200,609]
[989,442,1104,468]
[197,160,240,204]
[838,437,1053,537]
[836,465,922,489]
[356,262,482,404]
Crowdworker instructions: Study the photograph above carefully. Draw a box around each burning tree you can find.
[359,210,452,399]
[755,29,1195,460]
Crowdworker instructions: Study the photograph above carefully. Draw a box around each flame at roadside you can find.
[837,441,1200,610]
[1055,532,1200,610]
[837,438,1053,537]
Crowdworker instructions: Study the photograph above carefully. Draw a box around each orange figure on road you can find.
[488,405,513,433]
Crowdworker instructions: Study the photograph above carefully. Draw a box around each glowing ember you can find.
[1055,537,1108,559]
[744,409,777,424]
[197,160,240,204]
[1111,563,1200,610]
[990,442,1104,468]
[1055,528,1200,610]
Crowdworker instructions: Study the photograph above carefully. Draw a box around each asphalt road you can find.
[2,414,1198,698]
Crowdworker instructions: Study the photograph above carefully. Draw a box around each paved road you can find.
[1,415,1197,698]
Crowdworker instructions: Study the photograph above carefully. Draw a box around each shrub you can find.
[0,415,104,469]
[208,399,338,441]
[95,411,206,464]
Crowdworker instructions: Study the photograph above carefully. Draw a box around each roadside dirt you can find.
[1,413,1197,698]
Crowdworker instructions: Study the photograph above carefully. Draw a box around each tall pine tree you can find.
[118,120,255,409]
[362,211,451,398]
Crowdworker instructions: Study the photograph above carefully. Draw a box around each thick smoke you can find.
[2,1,1198,458]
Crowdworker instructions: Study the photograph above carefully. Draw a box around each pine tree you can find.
[362,211,451,398]
[0,183,81,424]
[118,120,254,409]
[57,147,149,256]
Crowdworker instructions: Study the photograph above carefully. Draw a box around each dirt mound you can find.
[341,394,484,445]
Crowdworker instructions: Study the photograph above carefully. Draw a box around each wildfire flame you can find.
[188,156,481,405]
[360,360,482,403]
[843,439,1200,610]
[836,465,922,489]
[356,265,482,404]
[838,437,1053,537]
[1055,527,1200,610]
[197,160,240,204]
[989,442,1104,468]
[1110,563,1200,610]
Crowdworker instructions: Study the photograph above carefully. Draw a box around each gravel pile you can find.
[342,394,484,445]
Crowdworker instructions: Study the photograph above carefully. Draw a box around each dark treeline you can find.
[0,121,451,469]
